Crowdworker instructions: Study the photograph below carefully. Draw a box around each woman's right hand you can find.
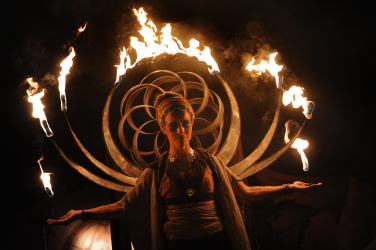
[47,210,81,226]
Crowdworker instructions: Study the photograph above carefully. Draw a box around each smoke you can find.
[41,73,57,86]
[11,35,49,77]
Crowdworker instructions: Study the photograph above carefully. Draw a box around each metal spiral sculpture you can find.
[52,68,304,192]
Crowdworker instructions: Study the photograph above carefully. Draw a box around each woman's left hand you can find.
[289,181,322,192]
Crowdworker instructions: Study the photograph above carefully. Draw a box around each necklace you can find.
[168,147,195,163]
[167,147,197,197]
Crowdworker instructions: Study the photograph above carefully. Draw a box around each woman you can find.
[48,92,321,250]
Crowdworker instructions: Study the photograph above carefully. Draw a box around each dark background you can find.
[2,0,374,249]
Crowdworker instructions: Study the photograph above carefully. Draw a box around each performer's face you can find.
[162,110,193,149]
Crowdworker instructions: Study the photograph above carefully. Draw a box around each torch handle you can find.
[60,94,67,112]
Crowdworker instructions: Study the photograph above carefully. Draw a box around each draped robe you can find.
[117,149,251,250]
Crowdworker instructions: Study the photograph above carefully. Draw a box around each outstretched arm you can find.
[47,203,124,226]
[232,181,322,202]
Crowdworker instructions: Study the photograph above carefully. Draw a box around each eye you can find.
[169,123,178,131]
[183,121,190,127]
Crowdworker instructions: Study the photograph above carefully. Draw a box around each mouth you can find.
[176,136,186,142]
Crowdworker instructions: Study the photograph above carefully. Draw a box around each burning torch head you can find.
[303,101,315,119]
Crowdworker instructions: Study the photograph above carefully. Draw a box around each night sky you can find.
[3,0,374,245]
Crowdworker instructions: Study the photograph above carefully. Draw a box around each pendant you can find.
[186,188,196,196]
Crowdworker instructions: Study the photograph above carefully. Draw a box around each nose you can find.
[176,124,184,134]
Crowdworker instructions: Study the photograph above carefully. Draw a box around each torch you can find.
[37,156,54,197]
[58,47,76,111]
[282,86,315,119]
[27,78,54,137]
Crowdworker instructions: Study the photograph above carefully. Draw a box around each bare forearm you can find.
[84,203,124,220]
[232,180,322,202]
[47,203,125,225]
[243,186,285,202]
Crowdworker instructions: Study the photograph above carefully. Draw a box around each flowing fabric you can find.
[116,149,251,250]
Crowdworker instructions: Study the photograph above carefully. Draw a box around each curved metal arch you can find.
[51,138,133,192]
[132,120,156,166]
[143,76,181,119]
[170,81,214,105]
[140,70,187,119]
[215,74,241,166]
[123,87,149,134]
[118,104,159,153]
[120,83,165,117]
[230,91,282,175]
[191,91,224,136]
[139,70,187,98]
[64,113,138,185]
[194,117,223,154]
[103,86,143,177]
[176,71,210,115]
[238,120,306,179]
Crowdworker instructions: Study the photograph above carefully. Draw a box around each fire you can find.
[58,47,76,111]
[78,22,87,33]
[284,121,309,171]
[245,52,283,88]
[38,156,54,197]
[282,86,315,119]
[115,7,220,84]
[26,78,54,137]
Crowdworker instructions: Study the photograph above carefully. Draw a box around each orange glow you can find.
[26,78,53,137]
[245,52,283,88]
[38,156,54,197]
[284,121,309,171]
[282,86,315,119]
[115,7,220,84]
[78,22,87,33]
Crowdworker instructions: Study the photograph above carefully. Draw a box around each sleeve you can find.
[224,165,243,186]
[209,153,243,187]
[116,167,154,212]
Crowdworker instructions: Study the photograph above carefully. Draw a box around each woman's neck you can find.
[169,144,191,158]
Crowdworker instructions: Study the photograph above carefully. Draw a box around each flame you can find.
[78,22,87,33]
[58,47,76,111]
[58,47,76,95]
[284,121,309,171]
[37,156,54,197]
[245,52,283,88]
[115,7,220,84]
[26,78,53,137]
[282,86,315,119]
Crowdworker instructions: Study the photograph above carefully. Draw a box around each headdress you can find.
[155,92,195,127]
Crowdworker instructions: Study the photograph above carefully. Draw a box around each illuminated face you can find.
[161,110,193,149]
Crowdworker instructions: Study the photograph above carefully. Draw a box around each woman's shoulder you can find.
[193,147,211,157]
[144,151,169,171]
